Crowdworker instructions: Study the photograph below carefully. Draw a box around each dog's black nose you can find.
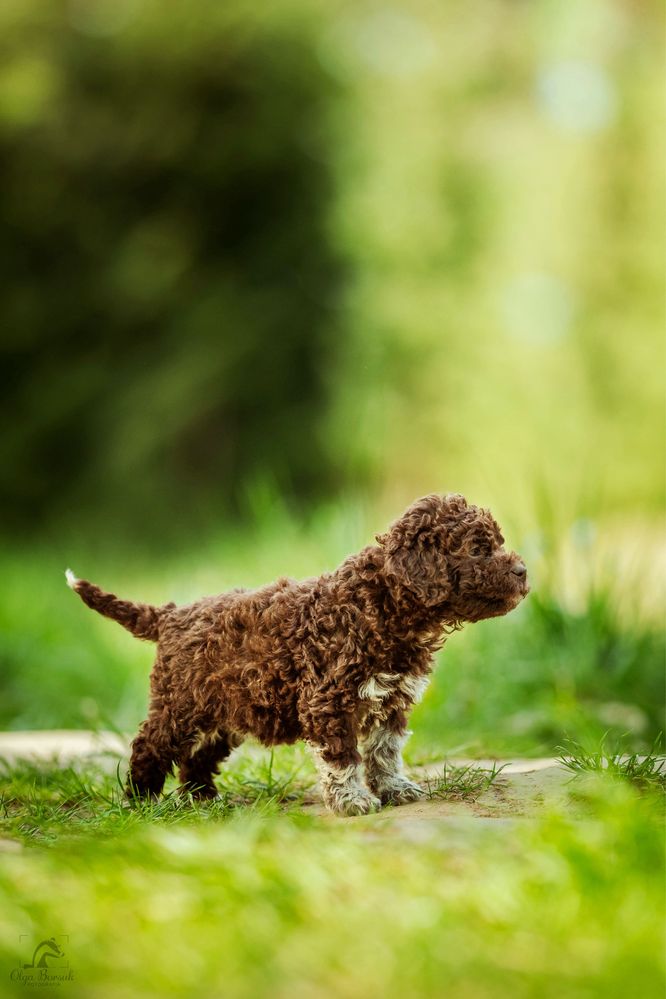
[512,562,527,577]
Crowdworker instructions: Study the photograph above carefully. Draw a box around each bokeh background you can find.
[1,0,663,754]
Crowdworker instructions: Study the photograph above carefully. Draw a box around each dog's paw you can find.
[179,784,220,803]
[328,788,382,817]
[377,777,425,806]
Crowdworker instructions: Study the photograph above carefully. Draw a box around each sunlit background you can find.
[0,0,663,750]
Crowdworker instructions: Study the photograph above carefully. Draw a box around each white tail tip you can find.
[65,569,79,589]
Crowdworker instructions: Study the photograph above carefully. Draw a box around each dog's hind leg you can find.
[178,730,240,801]
[126,716,177,801]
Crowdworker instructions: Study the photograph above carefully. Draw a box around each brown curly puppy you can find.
[66,493,528,815]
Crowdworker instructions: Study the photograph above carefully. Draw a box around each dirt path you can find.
[0,730,575,823]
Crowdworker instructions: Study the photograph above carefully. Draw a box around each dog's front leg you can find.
[310,743,381,816]
[303,684,381,817]
[362,721,425,806]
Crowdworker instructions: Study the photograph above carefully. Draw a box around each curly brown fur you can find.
[66,494,528,815]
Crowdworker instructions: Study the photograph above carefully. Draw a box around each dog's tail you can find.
[65,569,169,642]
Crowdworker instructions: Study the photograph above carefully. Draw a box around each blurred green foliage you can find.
[0,0,663,535]
[322,1,664,519]
[0,1,346,528]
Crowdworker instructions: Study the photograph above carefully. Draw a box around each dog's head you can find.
[376,493,528,622]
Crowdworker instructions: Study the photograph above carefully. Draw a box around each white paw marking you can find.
[309,750,382,817]
[378,777,425,804]
[335,788,382,817]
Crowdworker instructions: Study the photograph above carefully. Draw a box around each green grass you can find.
[422,762,507,802]
[0,758,663,999]
[0,749,311,847]
[557,736,666,792]
[0,750,515,847]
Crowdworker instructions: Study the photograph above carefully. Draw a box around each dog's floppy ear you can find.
[379,495,452,607]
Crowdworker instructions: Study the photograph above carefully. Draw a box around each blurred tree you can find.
[0,2,346,534]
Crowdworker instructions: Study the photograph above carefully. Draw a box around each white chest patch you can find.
[358,672,430,704]
[358,673,400,701]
